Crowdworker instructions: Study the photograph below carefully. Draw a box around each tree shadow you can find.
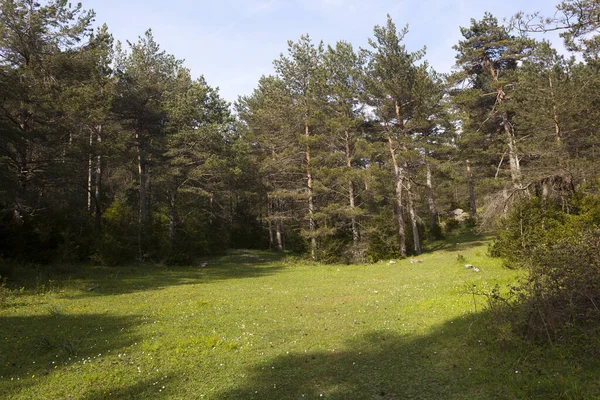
[0,312,142,397]
[81,374,183,400]
[216,312,600,399]
[425,230,492,253]
[16,249,288,299]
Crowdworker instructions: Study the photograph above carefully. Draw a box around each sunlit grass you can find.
[1,233,598,399]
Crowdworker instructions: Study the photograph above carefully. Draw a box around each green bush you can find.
[94,199,138,266]
[490,194,600,343]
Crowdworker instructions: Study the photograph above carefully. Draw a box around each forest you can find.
[2,0,600,330]
[1,0,600,398]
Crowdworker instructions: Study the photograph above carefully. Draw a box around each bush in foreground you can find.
[489,193,600,343]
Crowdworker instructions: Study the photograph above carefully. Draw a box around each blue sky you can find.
[83,0,563,103]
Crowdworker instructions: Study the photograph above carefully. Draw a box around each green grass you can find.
[1,232,599,399]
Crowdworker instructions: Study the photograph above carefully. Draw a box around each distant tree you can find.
[273,35,325,259]
[237,76,304,252]
[113,30,183,258]
[0,0,94,221]
[365,15,428,256]
[451,13,534,190]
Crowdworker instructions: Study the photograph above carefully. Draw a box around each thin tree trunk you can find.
[394,102,414,257]
[209,194,213,225]
[305,118,316,260]
[267,198,274,250]
[466,159,477,218]
[87,128,94,213]
[136,129,147,224]
[405,173,421,255]
[275,218,283,252]
[94,125,103,232]
[387,132,407,258]
[489,61,521,186]
[425,159,437,231]
[14,112,29,221]
[395,102,420,254]
[168,180,177,246]
[147,166,153,225]
[136,128,147,259]
[502,110,521,185]
[345,131,359,245]
[548,73,565,170]
[548,73,561,146]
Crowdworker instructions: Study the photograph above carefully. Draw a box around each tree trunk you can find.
[345,131,359,245]
[267,198,274,250]
[275,218,283,252]
[14,113,29,221]
[387,133,407,258]
[405,173,421,255]
[466,159,477,218]
[488,61,521,187]
[169,180,177,246]
[425,158,437,231]
[305,118,317,260]
[14,140,28,221]
[136,128,147,259]
[87,128,94,213]
[548,73,565,170]
[393,102,412,257]
[136,129,147,224]
[502,110,521,185]
[94,125,103,232]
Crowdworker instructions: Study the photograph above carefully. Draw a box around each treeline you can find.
[1,0,599,266]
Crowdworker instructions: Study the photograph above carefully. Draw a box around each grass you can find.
[1,231,599,399]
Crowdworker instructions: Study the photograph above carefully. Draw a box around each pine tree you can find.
[365,15,427,256]
[451,13,533,190]
[113,30,183,259]
[273,35,325,259]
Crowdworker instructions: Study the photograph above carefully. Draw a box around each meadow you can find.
[1,232,598,399]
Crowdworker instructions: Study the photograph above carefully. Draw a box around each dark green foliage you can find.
[94,198,138,266]
[490,192,600,342]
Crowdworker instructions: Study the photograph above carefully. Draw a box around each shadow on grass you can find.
[425,229,493,254]
[217,312,600,400]
[0,312,142,396]
[10,249,288,299]
[81,374,183,400]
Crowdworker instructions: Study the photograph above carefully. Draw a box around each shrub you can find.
[490,194,600,343]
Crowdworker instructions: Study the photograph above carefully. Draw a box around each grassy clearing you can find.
[1,232,599,399]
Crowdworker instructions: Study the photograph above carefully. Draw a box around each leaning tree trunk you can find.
[502,110,521,186]
[488,61,521,187]
[387,131,407,258]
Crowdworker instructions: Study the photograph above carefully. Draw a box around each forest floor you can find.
[1,231,599,399]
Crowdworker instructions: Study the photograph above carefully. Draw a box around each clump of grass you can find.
[46,303,65,317]
[62,337,81,356]
[0,276,10,308]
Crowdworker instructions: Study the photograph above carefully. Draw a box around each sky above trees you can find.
[83,0,562,103]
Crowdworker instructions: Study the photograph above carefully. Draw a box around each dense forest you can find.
[0,0,599,269]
